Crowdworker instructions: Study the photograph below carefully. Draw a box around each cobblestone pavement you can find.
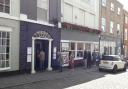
[0,67,128,89]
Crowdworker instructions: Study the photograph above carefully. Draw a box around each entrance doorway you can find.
[31,31,53,74]
[35,39,49,71]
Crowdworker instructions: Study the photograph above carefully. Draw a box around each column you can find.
[31,38,36,74]
[47,40,52,71]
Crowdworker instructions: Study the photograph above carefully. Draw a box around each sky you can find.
[118,0,128,11]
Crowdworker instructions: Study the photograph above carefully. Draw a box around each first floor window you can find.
[102,18,106,32]
[125,29,128,40]
[102,0,106,7]
[110,21,114,33]
[0,31,10,69]
[0,0,10,13]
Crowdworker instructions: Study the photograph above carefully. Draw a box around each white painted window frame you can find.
[37,0,49,22]
[0,0,10,14]
[0,26,12,71]
[117,7,120,15]
[125,29,128,40]
[111,3,114,11]
[102,17,106,32]
[102,0,106,7]
[61,40,98,60]
[110,21,114,33]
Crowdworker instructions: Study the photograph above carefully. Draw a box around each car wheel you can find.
[123,64,127,71]
[113,65,117,73]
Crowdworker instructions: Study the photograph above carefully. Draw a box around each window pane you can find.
[70,43,75,50]
[6,53,9,59]
[77,51,83,57]
[61,43,69,51]
[77,43,83,50]
[5,6,9,13]
[2,39,6,45]
[6,60,9,67]
[1,60,5,68]
[0,0,4,4]
[0,54,2,60]
[5,0,9,6]
[0,4,3,12]
[0,39,2,45]
[6,39,9,46]
[0,46,6,53]
[7,32,10,38]
[6,46,9,53]
[0,46,3,53]
[0,60,2,67]
[2,32,6,38]
[85,43,91,51]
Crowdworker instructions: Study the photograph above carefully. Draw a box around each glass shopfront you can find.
[61,40,98,61]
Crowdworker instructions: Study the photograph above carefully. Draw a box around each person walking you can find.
[87,51,91,68]
[38,50,45,71]
[69,51,74,71]
[96,53,100,67]
[83,50,88,69]
[57,51,63,72]
[92,50,97,65]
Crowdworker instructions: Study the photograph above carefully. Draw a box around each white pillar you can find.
[47,40,52,71]
[31,38,36,74]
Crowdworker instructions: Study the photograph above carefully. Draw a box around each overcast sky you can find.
[118,0,128,11]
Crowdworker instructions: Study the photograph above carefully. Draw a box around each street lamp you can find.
[99,35,101,55]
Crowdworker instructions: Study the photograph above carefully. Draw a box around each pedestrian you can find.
[87,51,91,68]
[83,50,88,69]
[69,51,74,71]
[38,49,45,71]
[96,53,100,67]
[57,51,63,72]
[92,50,97,65]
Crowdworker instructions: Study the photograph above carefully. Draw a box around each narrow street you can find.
[0,67,128,89]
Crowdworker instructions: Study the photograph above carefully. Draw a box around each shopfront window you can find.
[61,42,92,59]
[77,43,84,58]
[70,42,75,50]
[85,43,91,51]
[0,31,10,69]
[61,42,69,52]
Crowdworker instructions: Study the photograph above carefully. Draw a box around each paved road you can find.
[0,67,128,89]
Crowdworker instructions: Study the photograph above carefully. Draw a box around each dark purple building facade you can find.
[20,0,61,73]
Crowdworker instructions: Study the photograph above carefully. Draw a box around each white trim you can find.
[0,13,55,27]
[0,12,19,20]
[61,40,97,44]
[31,37,53,74]
[0,26,12,32]
[32,37,53,41]
[20,17,54,27]
[0,67,11,71]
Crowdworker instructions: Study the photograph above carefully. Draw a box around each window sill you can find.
[0,67,11,71]
[0,12,19,20]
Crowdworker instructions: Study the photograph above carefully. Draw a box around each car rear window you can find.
[102,56,120,61]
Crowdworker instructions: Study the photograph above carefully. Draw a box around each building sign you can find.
[53,47,57,59]
[27,47,32,62]
[61,52,69,66]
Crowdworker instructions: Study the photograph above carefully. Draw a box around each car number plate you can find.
[103,61,108,64]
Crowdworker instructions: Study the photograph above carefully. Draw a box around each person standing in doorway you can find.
[38,49,45,71]
[69,51,74,71]
[57,51,63,72]
[83,50,88,69]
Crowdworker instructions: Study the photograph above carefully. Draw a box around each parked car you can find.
[99,55,127,73]
[124,57,128,66]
